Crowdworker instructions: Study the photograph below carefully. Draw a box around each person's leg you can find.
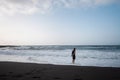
[72,59,75,64]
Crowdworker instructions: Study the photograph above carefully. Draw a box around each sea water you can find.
[0,45,120,67]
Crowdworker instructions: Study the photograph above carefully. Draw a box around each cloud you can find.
[0,0,53,15]
[0,0,119,15]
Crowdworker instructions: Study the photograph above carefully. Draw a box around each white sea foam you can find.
[0,45,120,67]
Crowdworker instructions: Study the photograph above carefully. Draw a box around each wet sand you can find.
[0,61,120,80]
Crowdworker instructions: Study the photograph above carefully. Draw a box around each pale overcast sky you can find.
[0,0,120,45]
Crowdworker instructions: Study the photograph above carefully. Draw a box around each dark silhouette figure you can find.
[72,48,76,64]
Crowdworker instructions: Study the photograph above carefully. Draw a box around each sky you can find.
[0,0,120,45]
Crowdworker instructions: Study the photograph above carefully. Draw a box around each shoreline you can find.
[0,61,120,80]
[0,61,120,68]
[1,60,120,68]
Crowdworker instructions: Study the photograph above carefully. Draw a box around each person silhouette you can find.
[72,48,76,64]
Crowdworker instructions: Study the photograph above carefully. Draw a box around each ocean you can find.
[0,45,120,67]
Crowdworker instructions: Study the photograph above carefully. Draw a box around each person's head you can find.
[74,48,76,50]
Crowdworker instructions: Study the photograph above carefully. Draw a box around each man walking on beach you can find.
[72,48,76,64]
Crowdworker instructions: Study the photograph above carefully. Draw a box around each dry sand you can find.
[0,62,120,80]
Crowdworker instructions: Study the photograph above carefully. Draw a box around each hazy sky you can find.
[0,0,120,45]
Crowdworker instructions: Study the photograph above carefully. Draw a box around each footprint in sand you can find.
[74,78,82,80]
[12,74,23,78]
[32,76,41,79]
[54,77,61,79]
[9,72,13,74]
[0,74,7,77]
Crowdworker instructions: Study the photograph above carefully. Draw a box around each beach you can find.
[0,62,120,80]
